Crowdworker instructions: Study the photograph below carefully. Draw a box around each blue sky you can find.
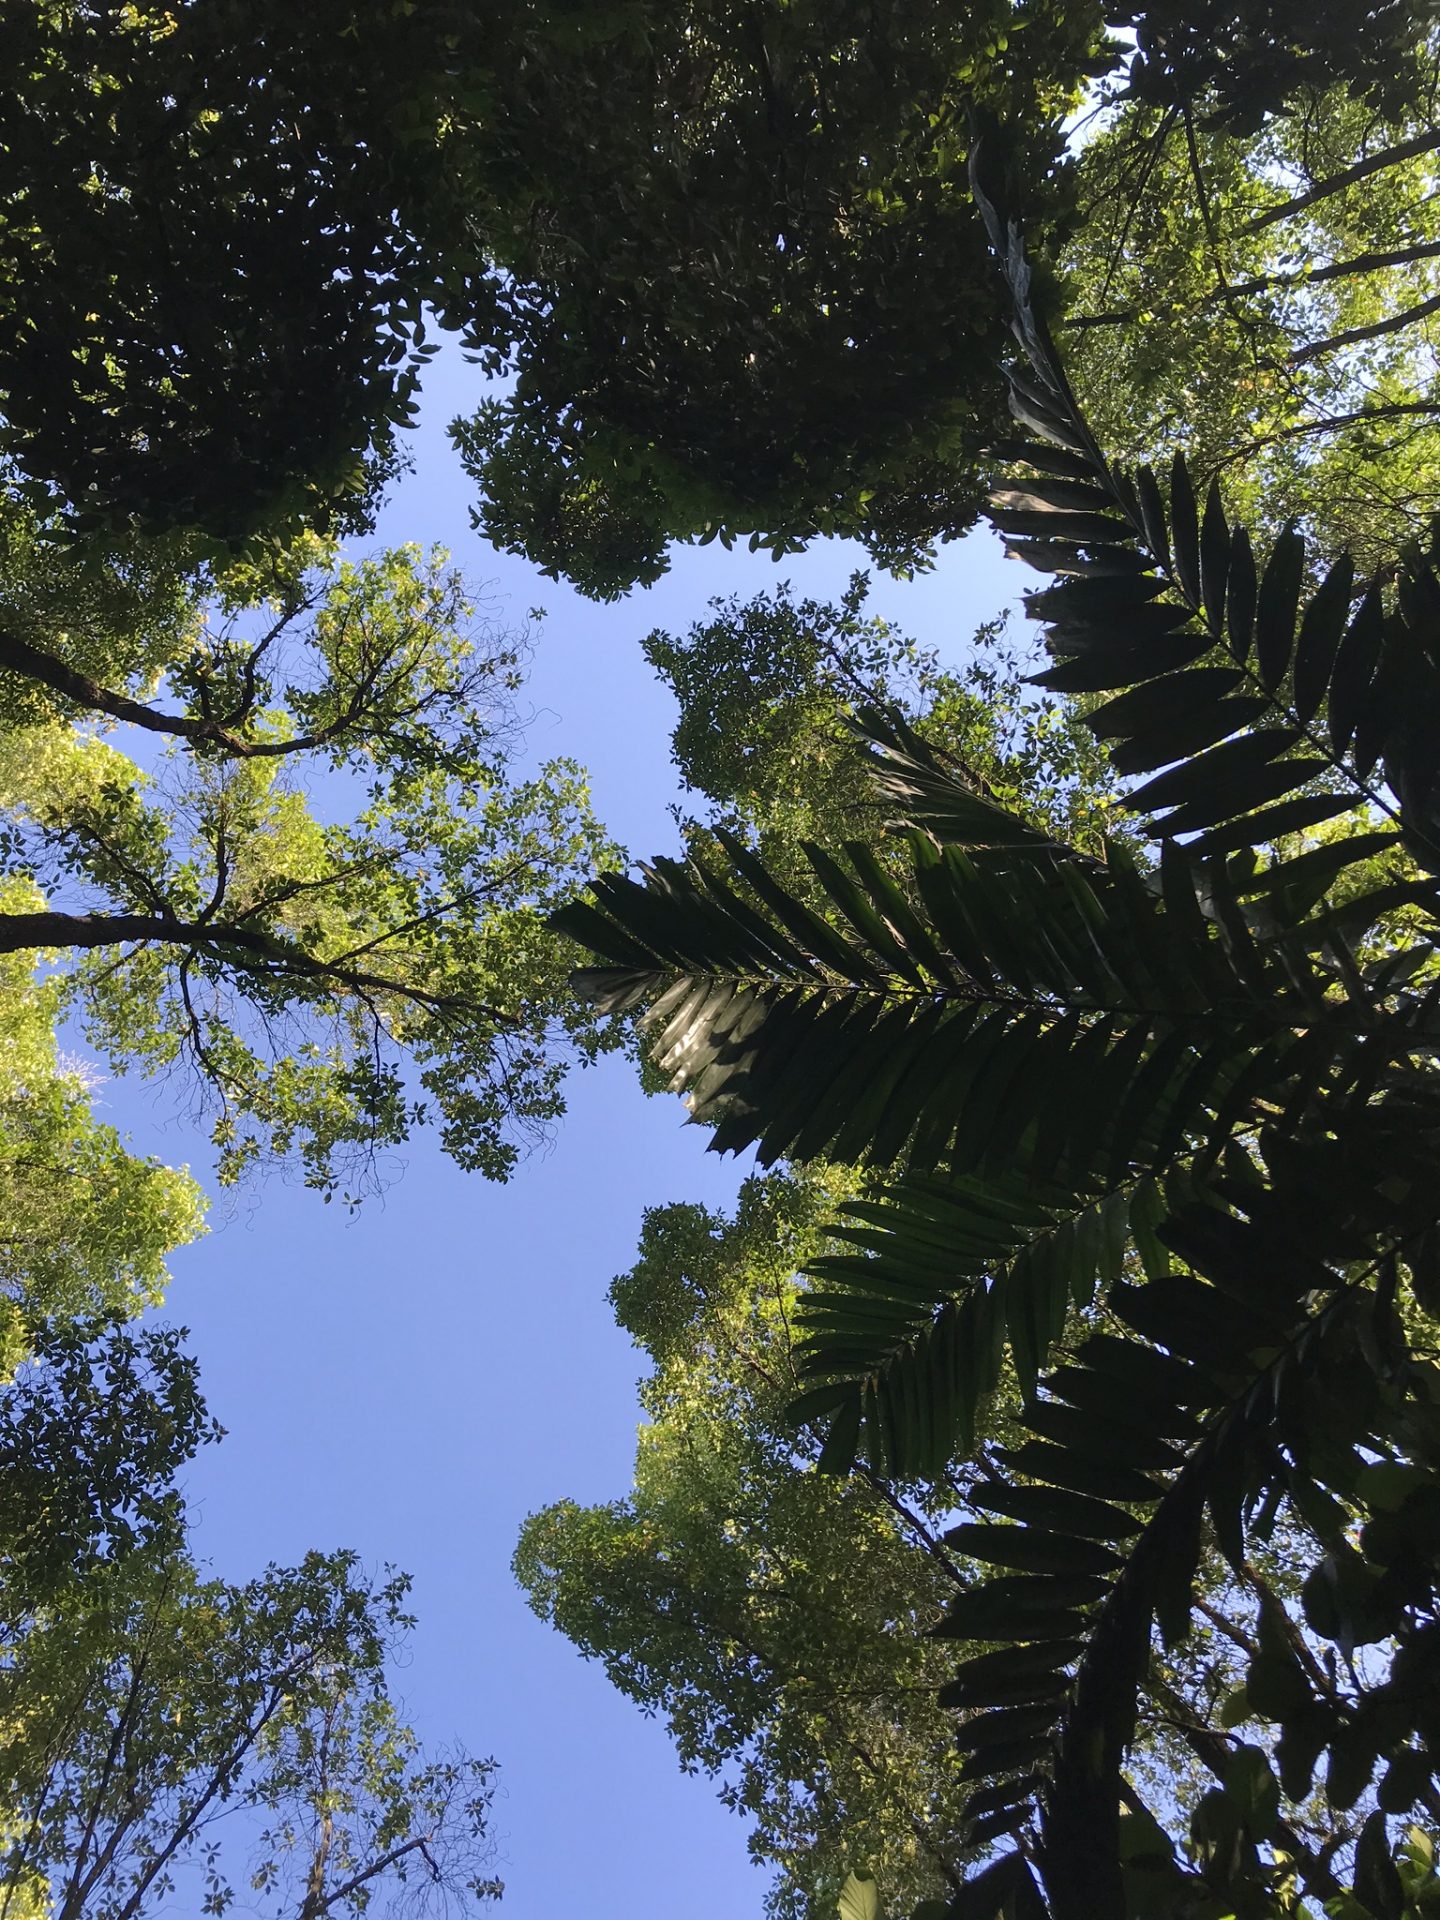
[98,345,1016,1918]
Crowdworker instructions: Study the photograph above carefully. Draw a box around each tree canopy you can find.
[516,1169,975,1920]
[0,513,618,1194]
[0,1547,500,1920]
[6,1,1436,591]
[1,0,1112,575]
[12,5,1440,1915]
[1063,43,1440,565]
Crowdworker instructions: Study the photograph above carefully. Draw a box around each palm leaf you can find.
[969,156,1440,904]
[933,1181,1428,1917]
[557,777,1372,1182]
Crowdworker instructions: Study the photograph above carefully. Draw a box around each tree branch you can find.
[1236,130,1440,238]
[1210,398,1440,469]
[1287,290,1440,366]
[1143,1670,1343,1903]
[0,624,381,761]
[1064,238,1440,333]
[0,911,518,1024]
[303,1832,436,1916]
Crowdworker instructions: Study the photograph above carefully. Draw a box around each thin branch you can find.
[1095,107,1180,314]
[1210,398,1440,470]
[1288,289,1440,366]
[1142,1670,1344,1903]
[303,1832,435,1916]
[1064,237,1440,332]
[850,1462,969,1588]
[1235,129,1440,237]
[57,1649,151,1920]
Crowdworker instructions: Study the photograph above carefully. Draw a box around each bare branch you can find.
[1064,237,1440,333]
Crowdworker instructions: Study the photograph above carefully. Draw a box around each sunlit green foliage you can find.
[517,1170,976,1920]
[0,889,205,1331]
[1065,54,1440,565]
[0,1548,500,1919]
[642,576,1117,882]
[0,521,619,1194]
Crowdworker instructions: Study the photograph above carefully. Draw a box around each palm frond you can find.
[969,142,1440,905]
[556,801,1391,1184]
[932,1162,1440,1919]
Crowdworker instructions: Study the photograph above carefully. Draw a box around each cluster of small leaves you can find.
[0,0,1104,574]
[0,1315,221,1629]
[0,881,206,1318]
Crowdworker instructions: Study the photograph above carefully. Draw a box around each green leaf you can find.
[1029,629,1215,693]
[1135,465,1172,572]
[1022,1397,1184,1475]
[1109,695,1273,777]
[934,1574,1107,1641]
[1200,477,1230,638]
[939,1642,1079,1710]
[1354,1809,1406,1919]
[971,1481,1144,1542]
[1126,728,1299,819]
[1328,1721,1382,1813]
[1178,789,1358,859]
[991,508,1132,545]
[944,1524,1124,1577]
[1378,1750,1434,1814]
[1227,526,1257,664]
[1292,552,1356,724]
[998,1440,1164,1507]
[838,1870,884,1920]
[1154,757,1329,839]
[1219,1743,1281,1841]
[1170,455,1201,608]
[994,479,1119,515]
[1254,523,1305,692]
[1235,828,1398,900]
[1088,667,1247,740]
[1329,588,1384,755]
[808,1380,862,1472]
[987,440,1101,482]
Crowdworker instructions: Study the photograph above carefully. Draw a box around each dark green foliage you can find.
[446,0,1112,595]
[19,1,1426,584]
[1,0,1108,569]
[558,688,1440,1507]
[1107,0,1437,127]
[559,144,1440,1919]
[0,2,438,541]
[0,1317,220,1623]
